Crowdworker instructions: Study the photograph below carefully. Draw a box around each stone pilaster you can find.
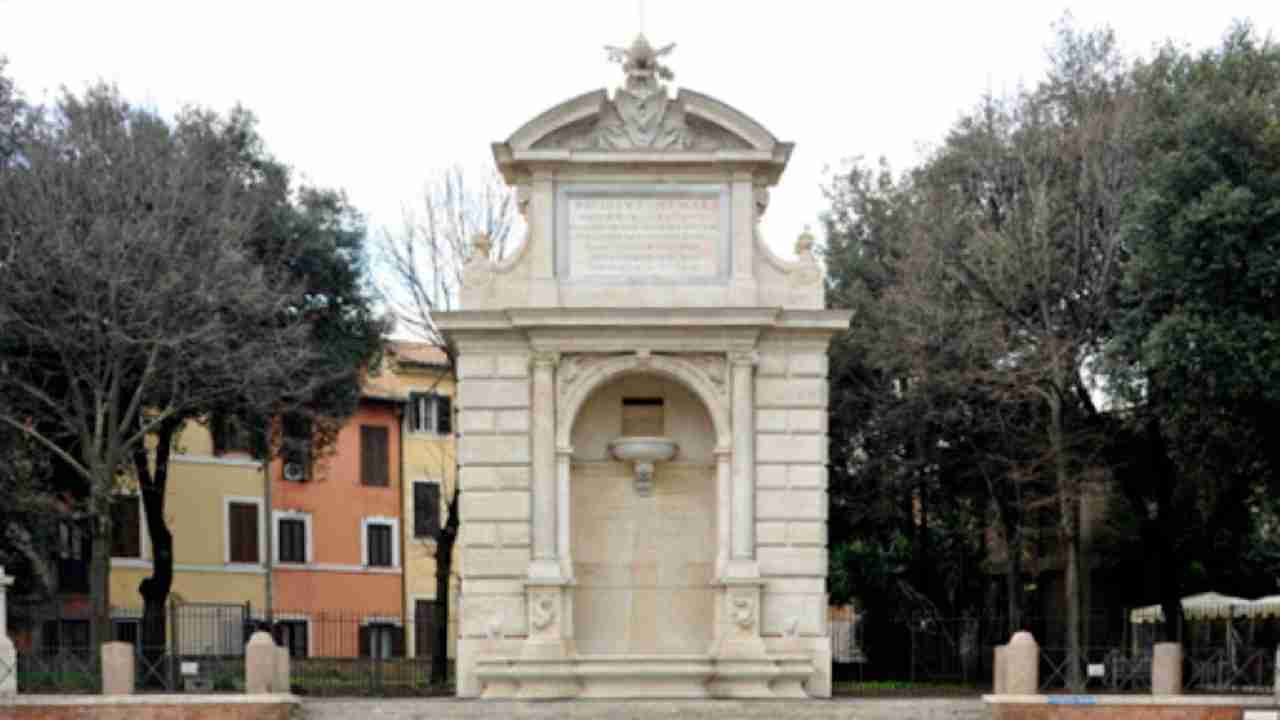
[556,445,575,581]
[527,170,559,306]
[528,351,562,581]
[725,350,759,579]
[714,446,732,580]
[728,172,758,305]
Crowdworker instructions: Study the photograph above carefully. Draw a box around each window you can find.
[407,393,451,435]
[113,619,141,649]
[226,499,261,564]
[111,496,142,559]
[359,622,403,658]
[414,599,440,658]
[413,481,441,538]
[367,524,393,567]
[360,426,390,487]
[277,516,308,564]
[281,413,311,481]
[273,620,309,658]
[56,519,91,593]
[622,397,664,436]
[211,412,256,456]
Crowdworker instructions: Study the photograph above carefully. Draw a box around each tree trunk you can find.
[90,502,112,650]
[431,488,460,685]
[89,461,114,651]
[1004,520,1024,637]
[1050,389,1084,691]
[133,422,176,687]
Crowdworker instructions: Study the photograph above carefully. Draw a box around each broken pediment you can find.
[492,35,792,183]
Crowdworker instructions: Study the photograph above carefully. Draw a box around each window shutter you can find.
[391,626,406,658]
[414,483,440,538]
[230,503,259,563]
[436,396,452,434]
[111,498,141,558]
[211,413,227,455]
[361,426,389,487]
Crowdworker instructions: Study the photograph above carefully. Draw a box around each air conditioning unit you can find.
[283,462,307,482]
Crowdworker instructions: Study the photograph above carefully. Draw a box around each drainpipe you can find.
[398,402,408,634]
[263,425,274,627]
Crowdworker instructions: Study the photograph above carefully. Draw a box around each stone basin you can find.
[608,436,677,496]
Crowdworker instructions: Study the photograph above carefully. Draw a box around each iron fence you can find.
[6,599,453,696]
[834,613,1276,696]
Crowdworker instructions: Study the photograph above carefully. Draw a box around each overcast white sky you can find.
[2,1,1279,258]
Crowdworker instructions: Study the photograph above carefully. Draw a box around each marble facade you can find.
[438,35,851,699]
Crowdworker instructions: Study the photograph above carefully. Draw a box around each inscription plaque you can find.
[556,184,730,284]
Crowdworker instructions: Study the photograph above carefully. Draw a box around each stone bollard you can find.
[1005,631,1039,695]
[101,642,135,695]
[993,644,1007,694]
[273,645,290,694]
[245,631,276,694]
[1152,642,1183,695]
[1274,646,1280,699]
[0,566,15,697]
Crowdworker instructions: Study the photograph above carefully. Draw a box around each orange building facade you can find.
[269,395,405,658]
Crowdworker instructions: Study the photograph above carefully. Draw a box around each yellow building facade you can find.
[378,341,458,659]
[109,422,268,610]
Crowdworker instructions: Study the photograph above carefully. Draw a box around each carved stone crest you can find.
[536,35,747,152]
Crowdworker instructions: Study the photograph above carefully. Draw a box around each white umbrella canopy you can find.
[1129,592,1253,624]
[1249,595,1280,619]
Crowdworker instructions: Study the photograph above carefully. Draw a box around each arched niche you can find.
[556,353,730,452]
[561,362,721,655]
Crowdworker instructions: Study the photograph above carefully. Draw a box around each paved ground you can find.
[303,697,989,720]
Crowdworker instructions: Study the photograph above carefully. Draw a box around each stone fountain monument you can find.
[437,35,852,699]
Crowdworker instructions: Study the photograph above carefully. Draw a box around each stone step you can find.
[302,698,989,720]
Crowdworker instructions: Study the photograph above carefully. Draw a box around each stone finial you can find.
[1005,631,1039,695]
[795,226,816,258]
[472,233,493,259]
[1274,645,1280,698]
[245,630,277,694]
[101,642,135,695]
[1152,642,1183,695]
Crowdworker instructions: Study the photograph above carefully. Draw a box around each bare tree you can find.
[377,165,517,683]
[381,165,517,347]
